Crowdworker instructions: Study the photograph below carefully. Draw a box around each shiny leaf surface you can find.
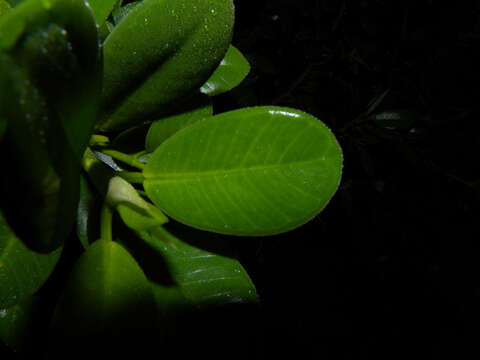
[144,106,343,236]
[98,0,234,131]
[0,212,61,308]
[138,225,258,308]
[200,45,250,96]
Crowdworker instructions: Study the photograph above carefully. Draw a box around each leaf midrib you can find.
[145,157,325,182]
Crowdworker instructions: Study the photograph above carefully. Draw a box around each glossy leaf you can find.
[138,225,258,308]
[98,0,234,131]
[86,0,118,26]
[145,95,213,152]
[49,239,157,356]
[143,106,343,236]
[0,0,101,251]
[200,45,250,96]
[0,212,61,308]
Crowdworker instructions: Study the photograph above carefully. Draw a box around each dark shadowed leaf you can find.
[0,212,61,308]
[118,222,258,313]
[145,95,213,152]
[0,296,47,354]
[0,0,101,251]
[49,239,157,357]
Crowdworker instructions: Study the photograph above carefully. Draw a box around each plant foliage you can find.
[0,0,342,358]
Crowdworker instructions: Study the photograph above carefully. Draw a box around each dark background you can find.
[222,0,480,359]
[2,0,480,359]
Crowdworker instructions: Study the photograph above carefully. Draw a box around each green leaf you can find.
[85,0,118,27]
[98,0,234,131]
[143,106,343,236]
[200,45,250,96]
[0,212,61,308]
[138,225,258,309]
[0,0,101,159]
[0,0,10,16]
[49,239,157,356]
[4,0,21,8]
[145,95,213,152]
[112,0,140,25]
[0,0,101,251]
[0,296,46,354]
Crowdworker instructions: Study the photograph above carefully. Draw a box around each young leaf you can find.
[106,176,168,231]
[145,95,213,152]
[200,45,251,96]
[98,0,234,131]
[0,212,61,308]
[49,239,157,357]
[143,106,343,236]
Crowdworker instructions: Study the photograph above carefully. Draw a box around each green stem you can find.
[118,171,145,184]
[100,204,113,242]
[101,149,145,170]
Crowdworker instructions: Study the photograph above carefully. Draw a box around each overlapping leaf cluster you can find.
[0,0,342,357]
